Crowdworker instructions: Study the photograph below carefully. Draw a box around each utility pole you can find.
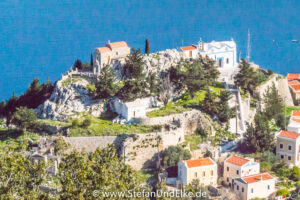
[247,29,251,62]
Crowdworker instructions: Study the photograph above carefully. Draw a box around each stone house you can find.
[111,97,158,122]
[180,38,238,68]
[223,155,260,187]
[276,130,300,167]
[93,41,131,74]
[177,157,218,188]
[233,173,275,200]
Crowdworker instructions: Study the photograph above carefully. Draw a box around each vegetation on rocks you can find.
[161,145,191,168]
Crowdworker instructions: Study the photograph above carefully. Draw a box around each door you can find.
[189,51,192,58]
[107,56,110,63]
[133,111,136,117]
[218,59,222,67]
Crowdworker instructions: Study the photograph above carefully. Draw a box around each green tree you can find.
[263,83,283,120]
[234,59,257,95]
[11,107,38,132]
[90,53,93,68]
[0,152,46,198]
[118,79,149,101]
[73,59,83,70]
[122,48,145,79]
[184,179,209,200]
[0,100,5,117]
[82,118,92,128]
[145,38,150,55]
[161,145,191,168]
[95,65,120,99]
[218,90,235,122]
[243,112,275,153]
[58,145,148,199]
[291,166,300,181]
[201,89,218,115]
[147,72,160,95]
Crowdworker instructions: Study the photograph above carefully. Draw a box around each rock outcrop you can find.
[35,77,103,121]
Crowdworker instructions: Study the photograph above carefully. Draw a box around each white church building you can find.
[180,39,238,68]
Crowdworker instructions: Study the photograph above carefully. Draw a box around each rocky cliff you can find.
[35,76,103,121]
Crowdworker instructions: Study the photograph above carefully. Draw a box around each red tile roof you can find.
[288,80,300,85]
[106,41,129,49]
[180,45,197,51]
[291,117,300,123]
[278,130,300,139]
[242,173,273,184]
[185,157,214,168]
[292,110,300,117]
[97,47,111,53]
[290,84,300,92]
[225,155,249,166]
[287,74,300,81]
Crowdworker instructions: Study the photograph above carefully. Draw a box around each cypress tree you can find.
[145,39,150,56]
[90,53,93,68]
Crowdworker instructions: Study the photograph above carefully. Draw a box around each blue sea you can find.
[0,0,299,101]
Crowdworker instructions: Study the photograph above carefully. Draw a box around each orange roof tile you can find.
[278,130,300,139]
[290,84,300,92]
[288,80,300,85]
[106,41,128,49]
[287,74,300,81]
[225,155,249,166]
[185,157,214,168]
[291,117,300,123]
[180,45,197,51]
[242,173,273,184]
[97,47,111,53]
[292,110,300,117]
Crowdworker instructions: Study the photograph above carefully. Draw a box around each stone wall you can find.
[135,109,214,135]
[255,74,294,108]
[122,128,185,170]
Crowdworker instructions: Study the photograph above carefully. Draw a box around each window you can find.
[237,185,239,191]
[236,170,239,175]
[227,177,229,182]
[289,145,292,151]
[116,51,118,56]
[251,188,254,193]
[227,167,229,171]
[267,185,270,190]
[194,172,197,178]
[281,155,284,159]
[242,187,244,192]
[280,143,283,149]
[202,171,205,177]
[226,58,229,64]
[211,170,214,176]
[288,156,292,161]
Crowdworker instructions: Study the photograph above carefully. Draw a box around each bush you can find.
[276,189,290,196]
[260,161,272,172]
[291,166,300,181]
[161,146,191,168]
[82,118,92,128]
[71,119,80,127]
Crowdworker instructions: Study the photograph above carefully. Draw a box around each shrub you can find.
[291,166,300,181]
[71,119,80,127]
[276,189,290,196]
[260,161,272,172]
[161,145,191,168]
[82,118,92,128]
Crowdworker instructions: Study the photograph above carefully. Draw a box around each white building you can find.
[233,173,275,200]
[112,97,158,121]
[93,41,131,75]
[224,155,260,187]
[180,38,238,68]
[287,110,300,133]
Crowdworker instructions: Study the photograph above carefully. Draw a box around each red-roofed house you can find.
[180,45,198,59]
[177,157,217,188]
[223,155,260,187]
[287,73,300,81]
[93,41,131,74]
[288,76,300,105]
[287,110,300,133]
[276,130,300,167]
[233,173,275,200]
